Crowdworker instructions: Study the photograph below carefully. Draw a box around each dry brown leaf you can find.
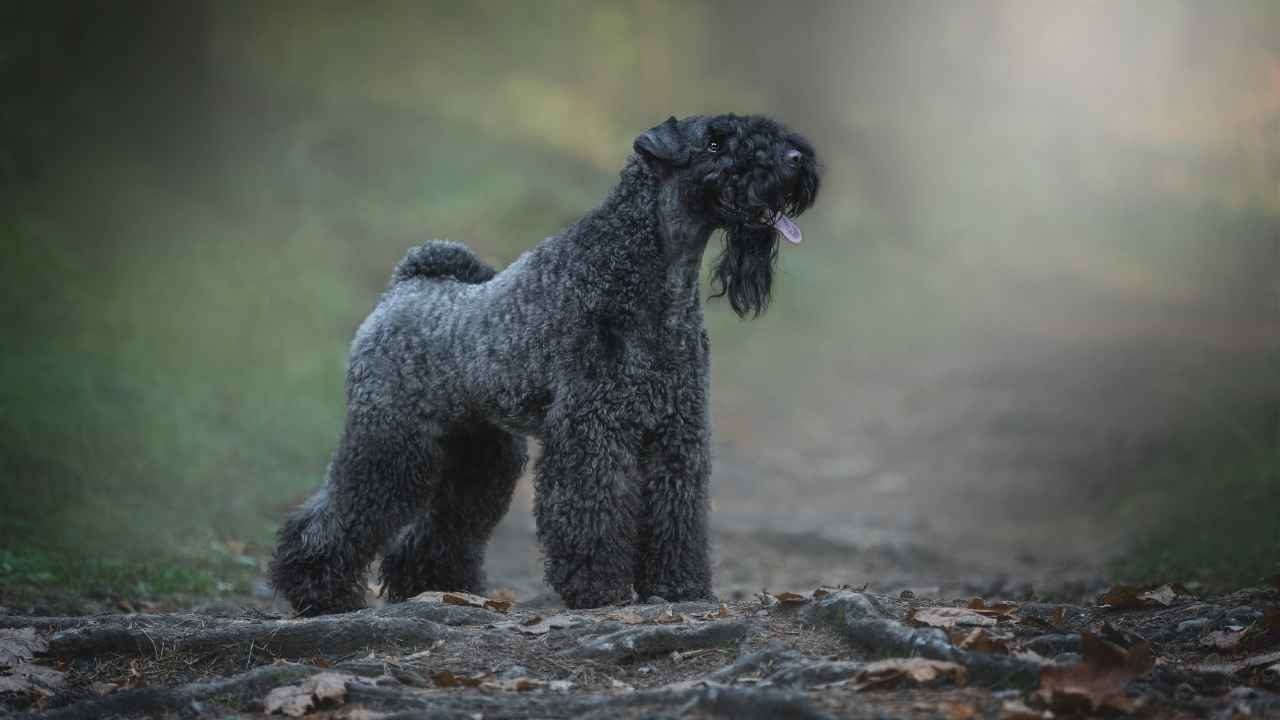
[1035,626,1153,715]
[264,672,351,717]
[654,608,686,624]
[264,684,312,717]
[999,699,1046,719]
[517,616,551,635]
[431,670,488,688]
[775,591,811,605]
[908,606,997,629]
[606,610,647,625]
[1052,606,1066,627]
[939,700,979,719]
[1097,583,1193,610]
[412,591,512,613]
[480,677,544,692]
[700,604,731,620]
[967,597,1020,617]
[951,627,1012,654]
[853,658,967,691]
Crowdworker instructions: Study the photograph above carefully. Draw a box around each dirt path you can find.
[4,583,1278,718]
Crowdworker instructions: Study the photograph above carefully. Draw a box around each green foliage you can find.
[1112,398,1280,590]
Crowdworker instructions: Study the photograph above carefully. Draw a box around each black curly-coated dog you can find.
[270,114,821,614]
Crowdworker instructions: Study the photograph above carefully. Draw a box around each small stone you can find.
[991,689,1022,700]
[899,590,915,599]
[1227,607,1262,624]
[497,665,529,680]
[637,666,655,675]
[1177,618,1210,636]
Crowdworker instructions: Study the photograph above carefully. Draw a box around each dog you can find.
[270,114,821,613]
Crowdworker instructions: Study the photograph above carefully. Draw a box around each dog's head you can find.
[634,114,821,317]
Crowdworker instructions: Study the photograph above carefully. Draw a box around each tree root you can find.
[16,663,322,720]
[805,591,1042,689]
[34,603,467,661]
[556,619,749,662]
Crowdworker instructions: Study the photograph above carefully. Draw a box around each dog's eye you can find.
[707,140,719,153]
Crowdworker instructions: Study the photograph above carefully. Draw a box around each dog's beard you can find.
[710,221,779,317]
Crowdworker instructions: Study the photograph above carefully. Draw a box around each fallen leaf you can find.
[939,700,979,719]
[1097,583,1193,610]
[1035,626,1153,715]
[908,606,997,629]
[701,604,731,620]
[999,699,1045,719]
[517,616,551,635]
[775,591,811,605]
[411,591,512,613]
[479,677,545,692]
[264,672,352,716]
[264,685,312,717]
[951,627,1012,654]
[654,607,686,624]
[432,670,487,688]
[967,597,1020,618]
[605,610,647,625]
[853,658,967,691]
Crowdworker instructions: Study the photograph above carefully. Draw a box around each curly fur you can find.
[270,114,821,614]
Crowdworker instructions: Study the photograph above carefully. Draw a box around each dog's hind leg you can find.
[271,416,443,616]
[380,421,527,601]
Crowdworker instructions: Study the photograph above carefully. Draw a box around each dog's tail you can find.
[392,241,496,285]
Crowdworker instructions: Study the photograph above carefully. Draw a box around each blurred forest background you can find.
[1,0,1277,607]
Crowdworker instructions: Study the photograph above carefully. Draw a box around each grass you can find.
[1111,397,1280,590]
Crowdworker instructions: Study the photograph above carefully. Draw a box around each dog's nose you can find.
[786,149,803,164]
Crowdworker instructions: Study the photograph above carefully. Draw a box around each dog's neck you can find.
[654,179,714,308]
[577,158,714,316]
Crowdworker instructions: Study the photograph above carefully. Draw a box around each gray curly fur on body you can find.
[270,114,821,614]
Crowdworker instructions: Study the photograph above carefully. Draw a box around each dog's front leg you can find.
[634,409,714,603]
[534,408,640,609]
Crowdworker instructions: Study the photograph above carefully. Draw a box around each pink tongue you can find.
[770,213,802,245]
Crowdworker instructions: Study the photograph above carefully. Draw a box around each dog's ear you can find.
[634,116,690,167]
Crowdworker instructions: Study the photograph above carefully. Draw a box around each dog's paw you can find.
[636,584,716,604]
[560,584,635,610]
